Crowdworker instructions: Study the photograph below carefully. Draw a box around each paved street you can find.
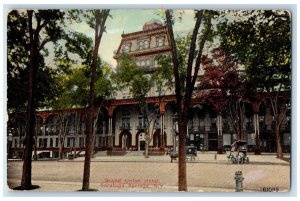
[6,152,290,193]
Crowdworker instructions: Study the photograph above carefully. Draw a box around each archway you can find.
[153,129,167,148]
[119,130,132,150]
[138,132,146,151]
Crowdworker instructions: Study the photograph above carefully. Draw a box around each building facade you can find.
[7,20,291,158]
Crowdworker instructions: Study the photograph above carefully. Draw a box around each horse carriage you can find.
[168,146,198,163]
[227,140,249,164]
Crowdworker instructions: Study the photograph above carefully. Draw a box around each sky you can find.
[64,9,196,67]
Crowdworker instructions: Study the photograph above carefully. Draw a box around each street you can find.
[6,152,290,192]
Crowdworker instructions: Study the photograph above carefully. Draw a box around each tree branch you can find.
[185,10,203,94]
[165,10,182,112]
[190,11,212,96]
[38,37,51,52]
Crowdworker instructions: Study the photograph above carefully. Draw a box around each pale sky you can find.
[64,9,196,67]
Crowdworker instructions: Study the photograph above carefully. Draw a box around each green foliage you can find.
[52,15,113,110]
[175,34,190,94]
[113,53,174,123]
[67,9,111,31]
[51,62,114,109]
[217,10,291,93]
[7,9,65,112]
[113,54,152,103]
[153,55,174,93]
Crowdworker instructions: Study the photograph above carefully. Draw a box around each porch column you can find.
[160,114,165,148]
[217,113,223,154]
[252,102,261,154]
[159,102,166,148]
[107,106,116,148]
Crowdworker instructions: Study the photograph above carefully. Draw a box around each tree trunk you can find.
[82,119,93,190]
[82,10,110,191]
[33,133,37,161]
[217,114,223,154]
[82,74,95,190]
[275,127,283,159]
[21,10,35,189]
[236,131,241,141]
[58,143,63,159]
[178,120,187,191]
[145,141,149,158]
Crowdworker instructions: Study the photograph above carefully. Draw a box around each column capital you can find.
[252,102,261,114]
[158,102,167,116]
[107,105,116,118]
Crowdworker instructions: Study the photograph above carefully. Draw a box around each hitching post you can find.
[235,171,244,192]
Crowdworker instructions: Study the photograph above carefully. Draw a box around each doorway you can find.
[138,132,145,151]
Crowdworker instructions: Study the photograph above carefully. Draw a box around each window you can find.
[154,60,158,68]
[55,138,58,147]
[141,60,145,67]
[259,115,265,122]
[156,37,164,47]
[45,125,49,135]
[223,117,229,126]
[154,115,160,128]
[67,138,75,147]
[97,120,104,134]
[38,126,43,136]
[50,138,53,147]
[199,118,205,127]
[123,44,130,53]
[138,41,144,50]
[43,138,48,147]
[14,139,18,148]
[146,59,150,67]
[211,118,217,129]
[79,137,84,147]
[190,134,194,141]
[98,137,102,147]
[98,137,106,147]
[144,40,149,49]
[122,94,131,99]
[121,110,131,129]
[138,112,147,129]
[39,138,43,148]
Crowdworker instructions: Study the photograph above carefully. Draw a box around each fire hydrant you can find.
[235,171,244,192]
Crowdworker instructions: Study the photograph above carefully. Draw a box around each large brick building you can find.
[7,20,291,159]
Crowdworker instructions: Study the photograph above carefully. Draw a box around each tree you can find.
[7,9,65,190]
[113,54,173,158]
[165,10,214,191]
[68,9,110,191]
[218,10,291,158]
[198,48,246,152]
